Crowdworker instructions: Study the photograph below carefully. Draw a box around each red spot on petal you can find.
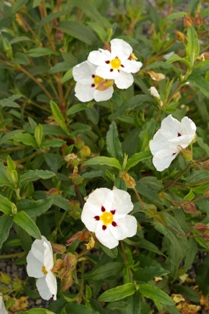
[101,206,106,212]
[92,74,95,78]
[102,225,107,230]
[105,60,110,64]
[110,69,113,72]
[112,221,117,227]
[91,84,95,88]
[111,210,116,215]
[118,70,120,72]
[94,216,100,221]
[121,64,124,68]
[172,152,176,156]
[178,132,182,137]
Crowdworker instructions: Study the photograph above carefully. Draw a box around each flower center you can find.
[93,75,104,86]
[96,79,114,91]
[42,266,48,275]
[110,57,121,70]
[100,211,114,225]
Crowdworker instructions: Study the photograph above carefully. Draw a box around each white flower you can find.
[26,236,57,301]
[0,295,8,314]
[72,61,114,102]
[81,188,137,249]
[88,39,142,89]
[149,115,196,171]
[149,86,160,99]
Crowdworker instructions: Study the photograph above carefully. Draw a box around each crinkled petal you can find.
[26,250,44,278]
[149,130,169,155]
[94,86,114,102]
[0,295,8,314]
[181,116,196,135]
[152,147,179,171]
[110,215,137,240]
[160,115,182,140]
[74,82,94,102]
[30,237,45,263]
[95,224,119,249]
[110,39,132,60]
[122,59,142,73]
[112,189,133,216]
[95,66,119,80]
[45,272,57,300]
[72,61,95,82]
[169,134,195,148]
[115,72,133,89]
[88,50,111,66]
[36,277,53,301]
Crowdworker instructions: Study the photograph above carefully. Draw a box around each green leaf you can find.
[17,197,53,218]
[188,75,209,99]
[0,215,13,249]
[165,11,187,22]
[138,284,174,305]
[126,151,152,171]
[83,156,122,170]
[13,52,30,65]
[26,47,59,57]
[0,195,15,215]
[106,121,123,163]
[67,104,86,116]
[56,21,96,45]
[13,133,37,147]
[50,100,71,136]
[61,68,73,84]
[19,309,55,314]
[13,211,41,239]
[186,26,200,67]
[0,94,22,108]
[34,124,43,147]
[88,22,107,41]
[19,170,55,187]
[32,0,42,7]
[84,262,123,280]
[64,304,99,314]
[42,138,66,148]
[98,283,135,302]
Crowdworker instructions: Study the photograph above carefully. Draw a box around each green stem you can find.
[0,252,25,259]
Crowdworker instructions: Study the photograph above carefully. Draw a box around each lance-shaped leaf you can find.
[106,121,123,163]
[0,215,13,249]
[138,283,174,305]
[126,151,151,171]
[186,26,200,67]
[83,156,122,170]
[98,283,135,302]
[13,211,41,239]
[50,100,71,136]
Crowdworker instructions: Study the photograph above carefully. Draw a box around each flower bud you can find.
[194,12,202,26]
[75,136,84,149]
[79,145,91,158]
[61,274,73,291]
[174,30,186,42]
[194,223,208,232]
[148,71,165,81]
[204,188,209,199]
[184,15,193,28]
[64,252,77,268]
[180,148,193,161]
[149,86,160,100]
[51,259,65,272]
[182,200,197,213]
[120,171,136,188]
[51,243,66,254]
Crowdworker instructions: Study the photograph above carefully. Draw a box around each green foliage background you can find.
[1,0,209,313]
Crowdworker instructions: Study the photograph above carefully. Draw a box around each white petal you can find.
[110,39,132,60]
[169,134,195,148]
[43,241,54,271]
[152,147,178,171]
[30,237,45,263]
[122,59,142,73]
[45,272,57,300]
[26,250,44,278]
[95,224,119,249]
[112,189,134,216]
[72,61,95,82]
[160,115,182,139]
[88,50,111,66]
[74,82,94,102]
[95,66,119,80]
[0,296,8,314]
[36,277,53,301]
[110,215,137,240]
[149,86,160,99]
[181,116,196,135]
[115,72,133,89]
[149,130,169,155]
[94,86,114,102]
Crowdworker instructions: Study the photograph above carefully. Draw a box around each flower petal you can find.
[45,272,57,300]
[110,215,137,240]
[0,295,8,314]
[74,82,94,102]
[122,59,142,73]
[152,147,178,171]
[88,49,111,66]
[26,250,44,278]
[36,277,53,300]
[114,72,134,89]
[110,39,132,60]
[72,61,95,82]
[95,224,119,249]
[94,86,114,102]
[112,189,134,216]
[43,241,54,271]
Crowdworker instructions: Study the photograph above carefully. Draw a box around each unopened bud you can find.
[51,243,66,254]
[175,30,186,42]
[120,171,136,188]
[61,274,73,291]
[182,200,197,213]
[184,15,193,28]
[64,253,77,268]
[204,188,209,199]
[75,136,84,149]
[194,12,202,26]
[149,86,160,100]
[194,223,208,232]
[79,145,91,158]
[180,148,193,161]
[52,259,65,272]
[129,52,138,60]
